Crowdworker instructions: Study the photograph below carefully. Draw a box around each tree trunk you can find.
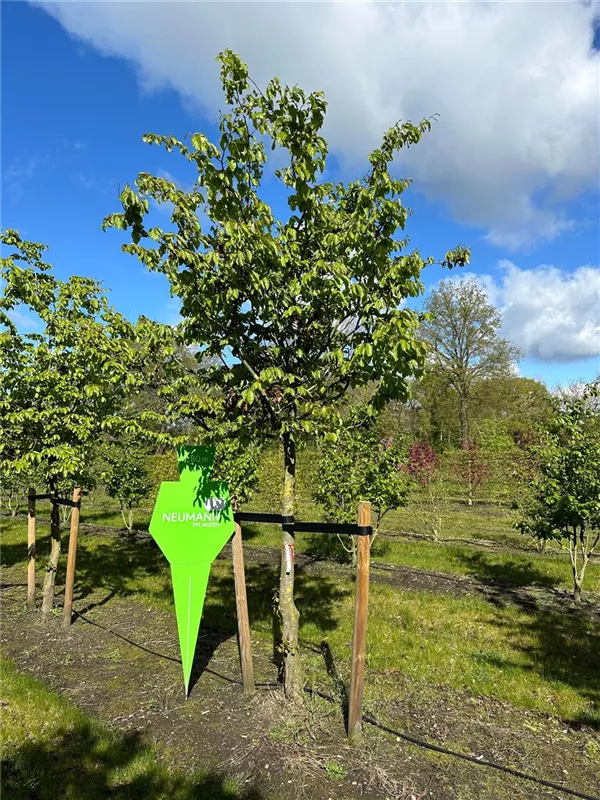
[458,391,469,447]
[41,500,61,617]
[569,530,583,604]
[120,505,134,533]
[279,432,302,699]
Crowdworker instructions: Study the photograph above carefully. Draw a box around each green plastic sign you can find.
[149,446,235,696]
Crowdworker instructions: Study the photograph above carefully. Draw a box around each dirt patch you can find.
[2,578,599,800]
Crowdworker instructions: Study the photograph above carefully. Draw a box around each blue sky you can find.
[2,1,599,388]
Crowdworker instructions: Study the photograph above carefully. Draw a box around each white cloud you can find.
[5,306,42,333]
[5,157,42,200]
[471,262,600,363]
[35,0,600,250]
[73,172,95,188]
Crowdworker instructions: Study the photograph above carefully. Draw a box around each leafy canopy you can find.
[104,49,469,445]
[517,381,600,544]
[0,230,172,489]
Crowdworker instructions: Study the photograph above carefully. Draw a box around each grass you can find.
[0,659,253,800]
[2,507,599,727]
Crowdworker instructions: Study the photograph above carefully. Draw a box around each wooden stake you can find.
[348,501,371,744]
[27,487,36,611]
[62,488,82,629]
[231,522,255,694]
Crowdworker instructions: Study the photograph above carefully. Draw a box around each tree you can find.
[101,444,153,533]
[0,462,33,517]
[470,376,551,448]
[405,440,448,541]
[0,230,173,616]
[420,278,520,445]
[516,380,600,602]
[452,438,490,506]
[313,411,409,565]
[104,50,469,696]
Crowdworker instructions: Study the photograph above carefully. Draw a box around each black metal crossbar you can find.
[53,498,81,508]
[294,521,372,536]
[233,512,371,537]
[29,494,82,507]
[234,512,287,524]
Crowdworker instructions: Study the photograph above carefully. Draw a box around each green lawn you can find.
[2,509,598,727]
[0,659,247,800]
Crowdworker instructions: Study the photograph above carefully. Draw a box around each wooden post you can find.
[62,488,82,629]
[231,522,255,694]
[27,487,36,611]
[348,501,371,744]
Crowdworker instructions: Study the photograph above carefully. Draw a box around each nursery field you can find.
[1,487,599,800]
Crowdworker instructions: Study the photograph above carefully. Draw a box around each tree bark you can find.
[41,500,61,617]
[279,432,302,698]
[458,390,469,447]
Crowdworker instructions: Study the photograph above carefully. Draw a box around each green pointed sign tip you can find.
[171,562,211,696]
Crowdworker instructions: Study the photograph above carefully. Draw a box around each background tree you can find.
[312,411,409,565]
[0,230,173,616]
[101,443,154,533]
[452,438,490,506]
[470,376,551,448]
[516,380,600,602]
[420,278,520,445]
[405,440,448,541]
[104,50,469,696]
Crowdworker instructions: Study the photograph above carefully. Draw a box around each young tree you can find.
[517,380,600,602]
[104,50,469,696]
[101,445,154,533]
[420,278,520,445]
[0,230,173,615]
[453,439,490,506]
[313,413,409,565]
[405,440,448,541]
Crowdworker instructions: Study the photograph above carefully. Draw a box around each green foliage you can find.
[313,409,409,540]
[476,418,516,453]
[0,230,175,492]
[517,380,600,600]
[211,435,261,512]
[148,453,180,487]
[471,377,551,448]
[100,444,153,532]
[104,50,469,449]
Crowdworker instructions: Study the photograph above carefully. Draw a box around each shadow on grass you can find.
[490,606,600,730]
[457,553,600,728]
[302,533,391,564]
[1,724,263,800]
[455,551,558,590]
[321,640,349,728]
[53,532,349,693]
